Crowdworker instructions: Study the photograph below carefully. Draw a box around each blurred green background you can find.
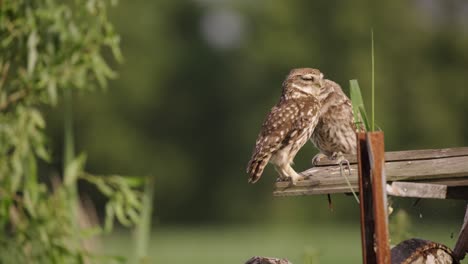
[46,0,468,263]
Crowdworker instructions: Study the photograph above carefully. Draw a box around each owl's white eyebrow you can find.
[291,83,313,94]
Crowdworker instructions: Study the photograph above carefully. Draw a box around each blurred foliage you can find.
[303,246,320,264]
[131,175,155,264]
[390,209,413,245]
[44,0,468,225]
[0,0,142,263]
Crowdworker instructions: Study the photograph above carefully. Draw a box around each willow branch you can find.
[0,89,28,111]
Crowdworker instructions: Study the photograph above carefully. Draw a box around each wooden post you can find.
[357,132,376,264]
[453,204,468,261]
[357,132,390,264]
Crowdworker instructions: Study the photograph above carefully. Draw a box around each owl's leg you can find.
[274,164,303,185]
[284,164,304,186]
[274,166,289,182]
[311,152,327,166]
[331,151,345,163]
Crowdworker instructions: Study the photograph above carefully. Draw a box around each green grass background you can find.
[104,221,465,264]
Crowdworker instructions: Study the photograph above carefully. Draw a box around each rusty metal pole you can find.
[453,204,468,261]
[357,132,390,264]
[357,132,376,264]
[368,132,390,264]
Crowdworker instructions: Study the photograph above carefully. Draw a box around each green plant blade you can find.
[358,105,370,132]
[349,79,370,131]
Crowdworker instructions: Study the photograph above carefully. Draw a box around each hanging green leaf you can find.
[0,0,142,262]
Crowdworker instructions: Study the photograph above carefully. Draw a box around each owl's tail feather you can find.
[247,156,269,184]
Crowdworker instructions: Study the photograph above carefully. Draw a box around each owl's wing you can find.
[247,100,318,183]
[323,80,363,131]
[253,102,299,154]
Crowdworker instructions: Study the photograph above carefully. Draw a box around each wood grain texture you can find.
[453,205,468,261]
[314,147,468,166]
[367,132,390,264]
[387,182,448,199]
[357,132,377,264]
[273,147,468,198]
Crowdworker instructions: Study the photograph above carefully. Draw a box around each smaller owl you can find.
[246,68,332,185]
[310,79,359,165]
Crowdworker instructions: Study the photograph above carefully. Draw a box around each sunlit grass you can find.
[106,224,362,264]
[103,222,461,264]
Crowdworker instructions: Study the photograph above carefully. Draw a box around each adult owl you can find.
[246,68,332,185]
[310,79,359,164]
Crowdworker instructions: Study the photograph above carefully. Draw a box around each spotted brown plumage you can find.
[310,79,359,164]
[247,68,332,184]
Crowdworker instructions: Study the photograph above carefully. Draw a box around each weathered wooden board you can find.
[314,147,468,166]
[273,147,468,199]
[387,182,447,199]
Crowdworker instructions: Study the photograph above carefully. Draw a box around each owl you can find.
[310,79,359,164]
[246,68,332,185]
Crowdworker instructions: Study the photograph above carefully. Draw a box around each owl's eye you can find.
[301,75,315,81]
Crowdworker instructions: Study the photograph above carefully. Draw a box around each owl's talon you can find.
[331,152,349,165]
[331,151,344,161]
[331,152,338,160]
[312,153,327,166]
[289,178,298,187]
[289,174,306,186]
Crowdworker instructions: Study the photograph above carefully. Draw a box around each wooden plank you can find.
[314,147,468,166]
[274,154,468,198]
[421,178,468,187]
[276,156,468,189]
[300,156,468,184]
[274,182,358,196]
[274,182,468,199]
[387,182,447,199]
[385,156,468,181]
